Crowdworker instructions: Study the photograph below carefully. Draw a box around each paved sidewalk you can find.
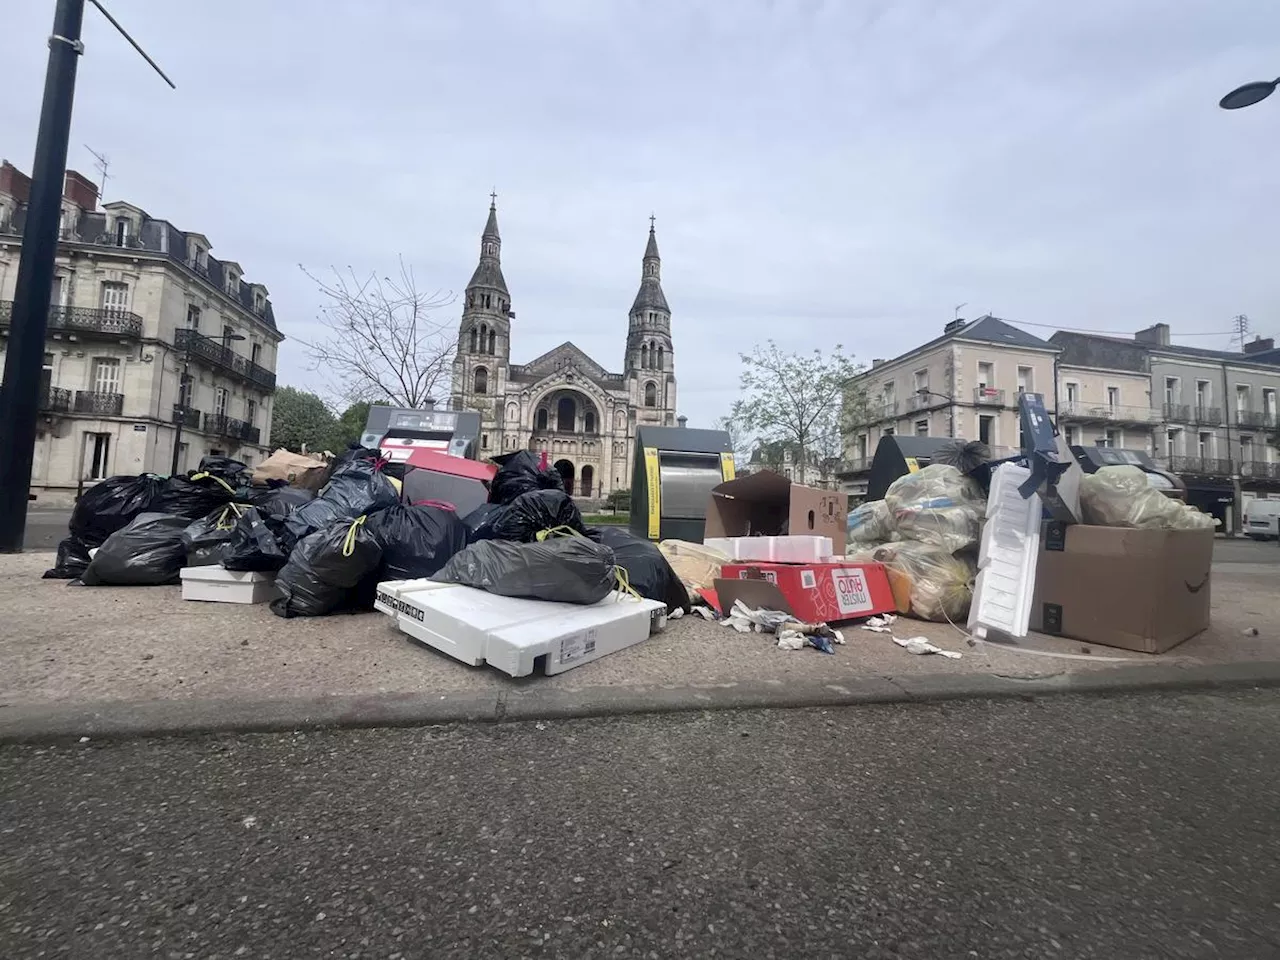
[1,551,1277,739]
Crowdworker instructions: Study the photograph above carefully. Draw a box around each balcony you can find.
[850,401,898,426]
[203,412,261,445]
[973,386,1005,406]
[0,300,144,340]
[172,405,202,429]
[175,328,276,391]
[1192,405,1223,426]
[1163,402,1191,422]
[1058,400,1160,426]
[38,386,72,413]
[1236,410,1278,430]
[837,457,872,476]
[73,390,124,416]
[1168,455,1233,476]
[1240,461,1280,481]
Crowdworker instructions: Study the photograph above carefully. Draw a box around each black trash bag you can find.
[221,507,289,572]
[181,502,250,566]
[365,504,469,582]
[487,450,565,505]
[79,513,190,586]
[586,526,690,615]
[271,517,384,618]
[43,474,168,579]
[196,455,250,485]
[152,471,239,520]
[467,489,584,543]
[432,536,616,605]
[280,455,399,552]
[248,485,316,516]
[44,535,95,580]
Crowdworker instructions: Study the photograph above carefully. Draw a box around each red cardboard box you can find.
[716,561,896,624]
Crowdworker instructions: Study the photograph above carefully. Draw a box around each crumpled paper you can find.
[894,635,962,660]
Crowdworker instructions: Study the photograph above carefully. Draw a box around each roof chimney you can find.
[871,358,885,367]
[1244,335,1275,355]
[1135,323,1171,346]
[677,415,688,429]
[0,161,32,203]
[62,170,98,212]
[943,317,967,334]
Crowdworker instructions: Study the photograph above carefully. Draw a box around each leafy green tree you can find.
[326,401,380,453]
[269,386,336,453]
[605,487,631,513]
[729,341,864,474]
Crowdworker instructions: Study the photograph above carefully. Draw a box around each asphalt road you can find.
[3,691,1278,959]
[22,508,71,551]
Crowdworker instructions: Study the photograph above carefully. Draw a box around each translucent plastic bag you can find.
[1079,466,1217,531]
[658,539,730,593]
[846,500,894,545]
[884,464,985,552]
[866,540,976,623]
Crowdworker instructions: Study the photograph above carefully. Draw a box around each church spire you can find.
[467,193,509,296]
[630,216,669,315]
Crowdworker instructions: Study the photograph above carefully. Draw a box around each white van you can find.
[1244,498,1280,540]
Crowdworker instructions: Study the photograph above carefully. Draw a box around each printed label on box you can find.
[800,569,817,589]
[736,569,777,584]
[559,628,599,664]
[831,567,874,616]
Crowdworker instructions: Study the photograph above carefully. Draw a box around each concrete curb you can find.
[3,660,1280,744]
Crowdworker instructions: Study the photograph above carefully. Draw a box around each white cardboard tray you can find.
[179,566,277,604]
[373,580,667,677]
[703,536,833,564]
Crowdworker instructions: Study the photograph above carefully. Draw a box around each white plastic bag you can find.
[847,500,894,545]
[884,464,986,552]
[1079,466,1217,531]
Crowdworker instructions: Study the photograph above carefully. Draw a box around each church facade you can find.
[450,200,678,500]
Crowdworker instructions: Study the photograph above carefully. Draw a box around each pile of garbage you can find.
[45,447,691,622]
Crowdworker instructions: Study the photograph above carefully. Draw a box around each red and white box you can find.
[716,561,896,624]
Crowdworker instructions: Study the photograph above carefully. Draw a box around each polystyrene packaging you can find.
[884,464,986,553]
[847,499,894,545]
[1079,466,1218,531]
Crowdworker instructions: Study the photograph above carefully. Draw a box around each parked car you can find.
[1243,498,1280,540]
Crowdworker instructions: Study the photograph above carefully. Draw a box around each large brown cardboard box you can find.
[704,471,847,554]
[1029,522,1213,654]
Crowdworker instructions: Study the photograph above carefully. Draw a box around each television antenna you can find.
[954,302,967,321]
[84,144,110,197]
[1232,313,1251,351]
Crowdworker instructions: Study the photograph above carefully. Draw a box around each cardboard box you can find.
[716,561,896,624]
[252,449,331,490]
[180,566,277,604]
[1029,522,1213,653]
[705,471,848,554]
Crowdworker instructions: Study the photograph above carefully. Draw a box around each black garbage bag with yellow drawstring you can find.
[585,526,690,615]
[221,506,290,572]
[431,535,617,605]
[465,489,584,543]
[181,502,251,566]
[152,470,240,520]
[270,516,383,618]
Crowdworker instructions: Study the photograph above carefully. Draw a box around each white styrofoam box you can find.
[703,536,833,564]
[968,462,1041,640]
[375,580,666,676]
[179,566,278,604]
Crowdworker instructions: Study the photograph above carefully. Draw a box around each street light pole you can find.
[170,344,191,475]
[0,0,86,553]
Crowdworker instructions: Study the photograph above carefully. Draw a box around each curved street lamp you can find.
[1219,78,1280,110]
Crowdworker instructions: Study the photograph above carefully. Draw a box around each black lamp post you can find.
[914,389,956,438]
[1219,78,1280,110]
[170,332,245,475]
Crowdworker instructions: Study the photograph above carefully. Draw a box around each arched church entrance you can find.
[580,464,595,499]
[554,459,575,493]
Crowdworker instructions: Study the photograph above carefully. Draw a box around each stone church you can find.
[450,199,678,500]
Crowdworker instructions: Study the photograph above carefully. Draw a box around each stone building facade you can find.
[0,160,283,504]
[450,201,678,499]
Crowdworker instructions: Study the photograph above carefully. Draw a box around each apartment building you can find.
[0,160,283,504]
[840,315,1059,496]
[1052,323,1280,525]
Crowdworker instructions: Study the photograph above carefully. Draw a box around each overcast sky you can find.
[3,0,1279,423]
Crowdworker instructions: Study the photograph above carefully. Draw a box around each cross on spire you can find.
[649,213,656,230]
[489,189,498,208]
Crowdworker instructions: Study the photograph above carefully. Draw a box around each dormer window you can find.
[114,218,130,247]
[226,272,240,296]
[253,290,266,314]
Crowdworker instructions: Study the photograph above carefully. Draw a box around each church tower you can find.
[624,217,677,423]
[452,195,513,417]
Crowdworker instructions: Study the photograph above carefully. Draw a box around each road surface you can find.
[3,691,1278,958]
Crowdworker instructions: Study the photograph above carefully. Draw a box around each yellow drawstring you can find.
[215,502,247,530]
[341,515,367,557]
[611,566,642,601]
[535,525,586,542]
[190,471,237,495]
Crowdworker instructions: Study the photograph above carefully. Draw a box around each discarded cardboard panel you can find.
[252,449,331,491]
[703,535,833,564]
[704,471,848,554]
[968,463,1041,639]
[716,560,896,624]
[1029,522,1213,654]
[373,580,666,677]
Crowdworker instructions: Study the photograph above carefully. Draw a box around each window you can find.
[1017,366,1033,394]
[90,357,121,395]
[40,352,53,399]
[979,414,995,445]
[1195,380,1211,410]
[88,433,111,480]
[977,361,994,388]
[253,291,266,314]
[114,218,130,247]
[856,434,868,459]
[913,369,928,393]
[1106,386,1120,409]
[488,329,496,354]
[584,411,596,433]
[1264,388,1277,417]
[1197,431,1211,458]
[186,305,201,331]
[251,342,262,366]
[245,398,257,426]
[215,387,228,417]
[1164,377,1179,406]
[225,272,239,296]
[222,323,235,345]
[51,275,67,307]
[1064,425,1079,446]
[557,397,575,432]
[473,366,489,395]
[1236,385,1251,416]
[915,419,929,436]
[656,345,664,370]
[1104,428,1122,448]
[883,426,895,437]
[1166,428,1181,457]
[643,381,657,407]
[100,281,129,313]
[535,408,549,431]
[1065,382,1079,404]
[469,326,478,352]
[1241,435,1254,463]
[482,433,489,451]
[178,373,193,409]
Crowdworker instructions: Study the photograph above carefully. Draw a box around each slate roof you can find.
[629,224,669,314]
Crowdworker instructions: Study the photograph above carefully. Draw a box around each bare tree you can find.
[297,258,457,408]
